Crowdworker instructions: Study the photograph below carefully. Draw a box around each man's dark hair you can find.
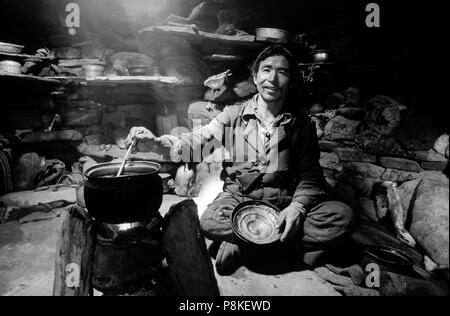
[251,45,299,81]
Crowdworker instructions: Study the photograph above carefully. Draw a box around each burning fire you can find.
[194,177,223,218]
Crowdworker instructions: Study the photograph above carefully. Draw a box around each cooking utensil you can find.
[0,60,22,74]
[362,245,433,280]
[312,49,330,62]
[127,65,150,76]
[82,64,105,77]
[116,138,136,177]
[0,41,24,54]
[255,28,290,43]
[83,161,163,224]
[231,200,281,246]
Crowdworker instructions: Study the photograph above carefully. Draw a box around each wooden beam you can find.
[162,199,220,296]
[53,205,97,296]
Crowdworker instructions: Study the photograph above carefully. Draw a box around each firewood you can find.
[162,199,219,296]
[53,205,97,296]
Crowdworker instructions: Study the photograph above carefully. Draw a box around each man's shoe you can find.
[215,241,242,276]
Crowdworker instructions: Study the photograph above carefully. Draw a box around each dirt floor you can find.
[0,194,340,296]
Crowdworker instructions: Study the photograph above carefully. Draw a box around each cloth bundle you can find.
[315,264,380,296]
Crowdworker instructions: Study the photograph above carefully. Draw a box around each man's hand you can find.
[125,126,157,149]
[125,126,173,157]
[276,202,307,242]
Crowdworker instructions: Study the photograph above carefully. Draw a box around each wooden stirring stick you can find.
[116,138,137,177]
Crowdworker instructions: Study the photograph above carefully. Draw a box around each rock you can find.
[325,177,337,187]
[343,162,386,178]
[417,170,449,182]
[433,134,449,157]
[421,161,448,171]
[412,150,448,162]
[335,147,376,163]
[396,113,445,151]
[311,116,324,139]
[319,140,340,152]
[342,87,361,108]
[334,181,356,205]
[320,152,343,172]
[365,95,408,136]
[336,107,364,120]
[403,177,449,268]
[381,169,419,182]
[324,116,361,140]
[346,176,380,197]
[379,157,422,172]
[358,197,379,222]
[323,169,335,178]
[355,131,406,156]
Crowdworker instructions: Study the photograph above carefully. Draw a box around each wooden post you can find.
[53,204,97,296]
[162,199,220,296]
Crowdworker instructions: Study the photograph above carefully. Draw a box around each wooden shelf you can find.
[0,51,55,61]
[45,75,180,86]
[0,71,60,85]
[139,25,263,48]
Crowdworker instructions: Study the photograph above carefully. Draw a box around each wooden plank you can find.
[140,25,260,48]
[46,75,179,86]
[0,51,55,60]
[162,199,219,296]
[53,205,97,296]
[0,71,60,84]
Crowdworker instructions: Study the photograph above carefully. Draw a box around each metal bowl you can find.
[82,64,105,77]
[0,60,22,74]
[127,65,150,76]
[363,245,415,267]
[231,200,281,246]
[312,49,330,63]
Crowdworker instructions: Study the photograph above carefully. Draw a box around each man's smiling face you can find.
[253,55,291,104]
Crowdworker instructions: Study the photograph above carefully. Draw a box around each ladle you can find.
[116,138,137,177]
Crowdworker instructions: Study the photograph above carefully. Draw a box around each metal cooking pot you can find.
[83,161,163,224]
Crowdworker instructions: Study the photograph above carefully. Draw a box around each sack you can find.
[13,153,66,191]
